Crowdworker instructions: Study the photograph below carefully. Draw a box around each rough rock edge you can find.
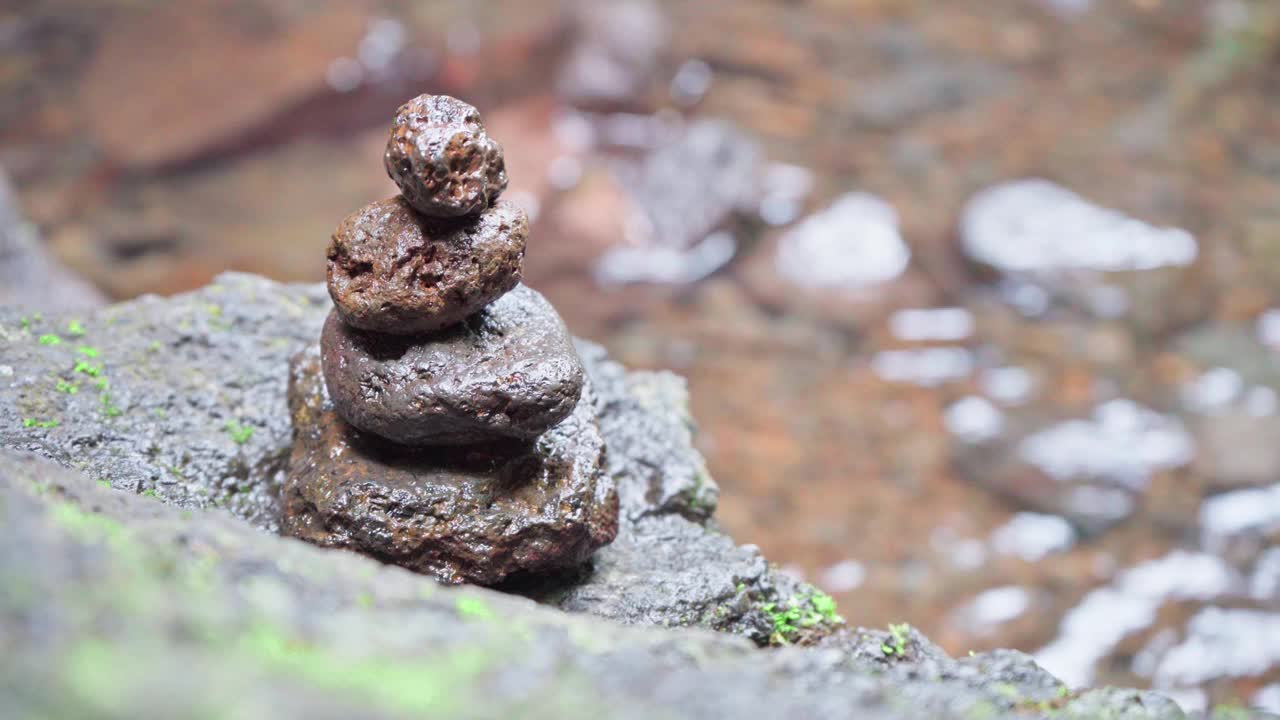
[0,273,813,642]
[0,272,1258,718]
[2,451,1229,720]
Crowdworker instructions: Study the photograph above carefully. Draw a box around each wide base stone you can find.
[284,343,618,586]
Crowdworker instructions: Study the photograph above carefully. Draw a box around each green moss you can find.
[48,501,126,543]
[763,590,844,644]
[1210,705,1255,720]
[990,682,1021,701]
[73,360,102,377]
[23,418,60,429]
[65,625,496,719]
[455,595,495,622]
[55,379,79,395]
[76,346,100,358]
[964,700,1000,720]
[97,480,111,489]
[66,320,86,337]
[100,392,123,418]
[880,623,910,658]
[239,624,494,715]
[39,334,62,346]
[141,489,158,499]
[224,421,254,445]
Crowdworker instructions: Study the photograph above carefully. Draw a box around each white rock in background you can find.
[945,396,1004,444]
[890,307,974,342]
[990,512,1077,562]
[1035,551,1241,688]
[776,193,910,290]
[961,179,1197,274]
[1154,608,1280,687]
[1018,399,1195,490]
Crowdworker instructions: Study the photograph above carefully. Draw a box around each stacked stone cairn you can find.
[282,95,619,585]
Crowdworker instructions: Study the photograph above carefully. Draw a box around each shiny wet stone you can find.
[283,343,618,586]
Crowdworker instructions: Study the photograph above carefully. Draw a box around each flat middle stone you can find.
[321,284,585,446]
[327,196,527,335]
[283,344,619,586]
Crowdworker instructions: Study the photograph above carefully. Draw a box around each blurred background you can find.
[3,0,1280,712]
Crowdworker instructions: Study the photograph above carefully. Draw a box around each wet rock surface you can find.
[327,196,526,335]
[0,273,825,637]
[11,0,1280,711]
[2,447,1227,720]
[284,344,616,585]
[320,285,585,446]
[384,94,508,218]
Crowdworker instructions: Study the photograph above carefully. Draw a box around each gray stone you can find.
[0,272,819,637]
[283,344,618,586]
[0,273,1231,719]
[0,450,1212,720]
[320,285,585,446]
[577,341,718,523]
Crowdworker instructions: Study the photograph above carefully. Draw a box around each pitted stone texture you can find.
[576,341,718,523]
[327,196,526,335]
[283,345,617,586]
[0,273,330,531]
[320,284,585,446]
[384,94,508,218]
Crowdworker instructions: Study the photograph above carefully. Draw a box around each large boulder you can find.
[0,273,1238,718]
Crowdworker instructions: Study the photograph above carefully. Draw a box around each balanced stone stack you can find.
[282,95,619,585]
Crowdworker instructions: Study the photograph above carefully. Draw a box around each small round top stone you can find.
[384,94,508,218]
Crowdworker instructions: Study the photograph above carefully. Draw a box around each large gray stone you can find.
[0,449,1215,720]
[0,272,825,639]
[0,273,1247,719]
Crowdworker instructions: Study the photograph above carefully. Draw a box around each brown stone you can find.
[283,344,618,585]
[384,94,508,217]
[327,196,526,335]
[320,284,585,446]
